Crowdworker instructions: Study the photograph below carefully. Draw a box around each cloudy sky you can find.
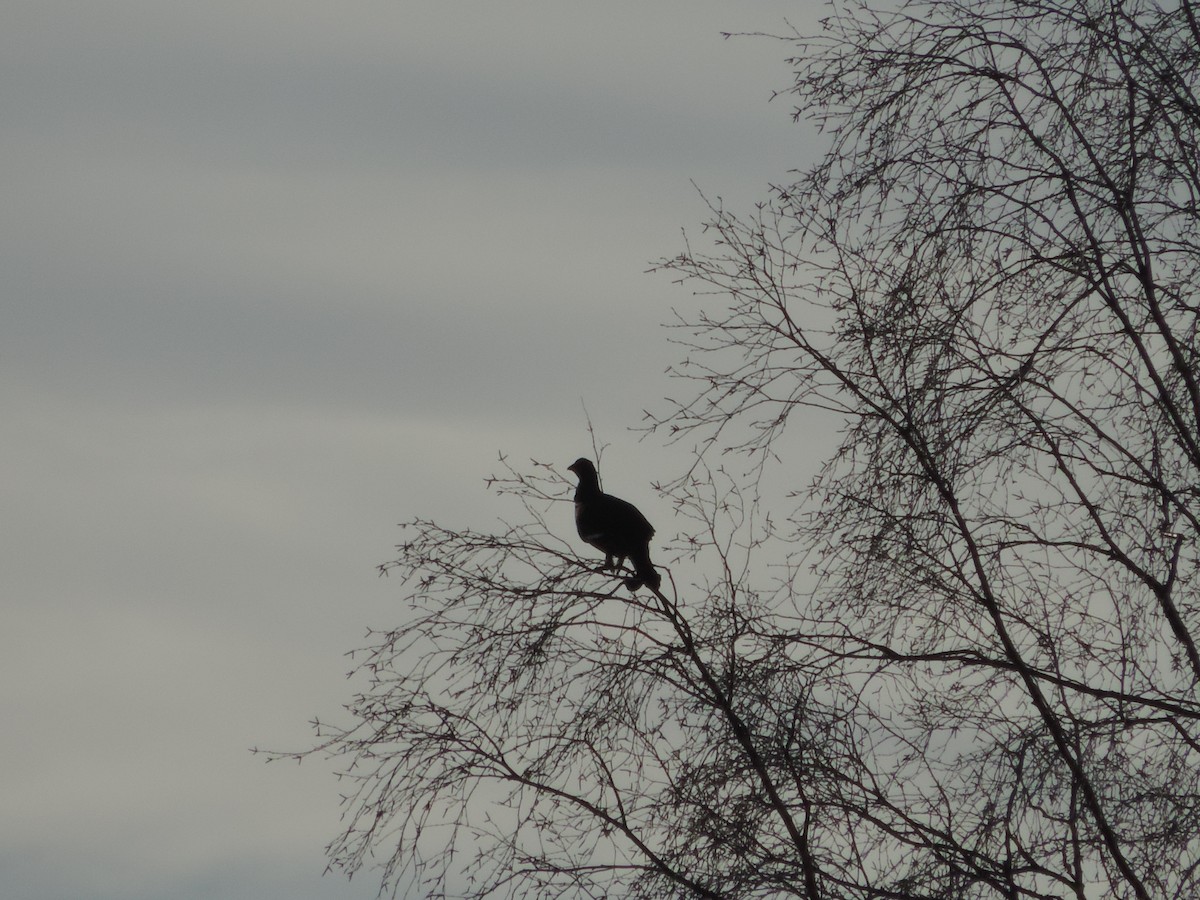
[2,2,820,897]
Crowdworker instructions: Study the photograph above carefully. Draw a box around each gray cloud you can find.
[2,1,818,897]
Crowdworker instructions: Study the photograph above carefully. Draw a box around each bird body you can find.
[567,458,661,591]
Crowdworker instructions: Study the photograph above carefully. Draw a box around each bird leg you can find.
[606,555,646,591]
[604,553,630,573]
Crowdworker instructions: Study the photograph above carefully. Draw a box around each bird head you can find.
[567,458,596,479]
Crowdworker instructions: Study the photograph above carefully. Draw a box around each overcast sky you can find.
[2,2,820,897]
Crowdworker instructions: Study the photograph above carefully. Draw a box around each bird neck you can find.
[574,471,602,499]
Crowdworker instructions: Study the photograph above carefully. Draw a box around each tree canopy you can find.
[282,2,1200,897]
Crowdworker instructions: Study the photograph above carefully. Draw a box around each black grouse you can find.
[567,457,661,592]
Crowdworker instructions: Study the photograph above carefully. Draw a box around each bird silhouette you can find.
[567,457,661,592]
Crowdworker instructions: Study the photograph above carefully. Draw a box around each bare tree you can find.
[277,1,1200,897]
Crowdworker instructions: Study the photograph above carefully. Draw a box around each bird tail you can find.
[625,547,661,592]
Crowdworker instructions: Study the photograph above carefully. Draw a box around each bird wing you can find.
[576,492,653,552]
